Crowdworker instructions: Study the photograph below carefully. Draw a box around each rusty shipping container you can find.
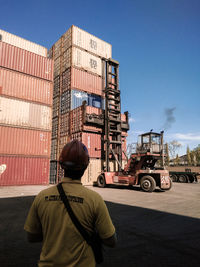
[59,105,127,136]
[0,67,53,105]
[58,132,102,159]
[0,29,47,57]
[52,96,60,118]
[53,76,60,98]
[51,25,112,59]
[62,67,104,96]
[59,107,102,138]
[60,113,70,136]
[0,156,49,185]
[0,96,52,130]
[0,42,53,81]
[52,117,59,139]
[50,138,58,161]
[70,106,103,134]
[71,132,102,158]
[0,126,51,157]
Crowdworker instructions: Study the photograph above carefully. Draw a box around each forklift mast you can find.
[104,59,122,172]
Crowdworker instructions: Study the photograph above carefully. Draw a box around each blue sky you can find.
[1,0,200,156]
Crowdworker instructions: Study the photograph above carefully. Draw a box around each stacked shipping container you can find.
[49,25,128,185]
[0,30,53,185]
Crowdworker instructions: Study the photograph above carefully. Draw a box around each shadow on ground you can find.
[0,196,200,267]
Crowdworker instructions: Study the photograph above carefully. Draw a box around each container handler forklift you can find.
[97,130,172,192]
[95,58,172,192]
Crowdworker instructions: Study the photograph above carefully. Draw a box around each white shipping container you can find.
[62,25,112,59]
[63,47,103,76]
[0,96,52,130]
[81,158,102,185]
[0,29,47,57]
[81,159,127,185]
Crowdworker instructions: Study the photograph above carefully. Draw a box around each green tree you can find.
[175,154,180,166]
[168,140,181,165]
[190,151,196,166]
[193,145,200,165]
[187,146,191,166]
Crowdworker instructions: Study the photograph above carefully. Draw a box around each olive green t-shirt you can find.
[24,177,115,267]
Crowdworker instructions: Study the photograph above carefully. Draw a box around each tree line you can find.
[165,141,200,166]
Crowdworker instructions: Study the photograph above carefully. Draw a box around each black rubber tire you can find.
[140,175,156,192]
[170,174,178,182]
[188,174,195,183]
[97,175,106,188]
[178,174,187,183]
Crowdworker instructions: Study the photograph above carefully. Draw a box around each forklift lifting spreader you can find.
[97,131,172,192]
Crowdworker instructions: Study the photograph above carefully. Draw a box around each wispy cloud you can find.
[165,132,200,154]
[173,133,200,141]
[129,117,135,123]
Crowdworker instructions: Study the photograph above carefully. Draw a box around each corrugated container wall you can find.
[72,26,111,59]
[0,156,49,185]
[0,29,53,185]
[62,67,104,96]
[71,132,102,158]
[0,29,47,57]
[0,67,52,105]
[0,96,51,130]
[0,126,51,157]
[0,42,53,81]
[56,47,103,77]
[51,25,112,59]
[58,132,101,159]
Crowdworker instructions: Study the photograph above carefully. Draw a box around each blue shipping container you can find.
[60,89,104,113]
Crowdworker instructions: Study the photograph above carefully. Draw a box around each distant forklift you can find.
[97,131,172,192]
[96,58,172,192]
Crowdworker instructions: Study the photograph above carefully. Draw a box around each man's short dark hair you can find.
[64,168,86,180]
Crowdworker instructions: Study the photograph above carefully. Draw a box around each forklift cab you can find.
[136,131,163,154]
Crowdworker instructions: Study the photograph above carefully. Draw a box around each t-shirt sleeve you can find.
[24,196,42,234]
[94,195,115,239]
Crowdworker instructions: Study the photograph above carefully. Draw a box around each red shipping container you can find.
[62,67,105,96]
[70,106,103,134]
[0,67,53,105]
[60,113,70,137]
[0,42,53,81]
[121,113,127,122]
[85,106,103,115]
[70,107,84,133]
[71,132,102,158]
[0,156,49,185]
[0,126,51,157]
[82,125,102,133]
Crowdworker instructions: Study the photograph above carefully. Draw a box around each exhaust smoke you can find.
[162,107,176,131]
